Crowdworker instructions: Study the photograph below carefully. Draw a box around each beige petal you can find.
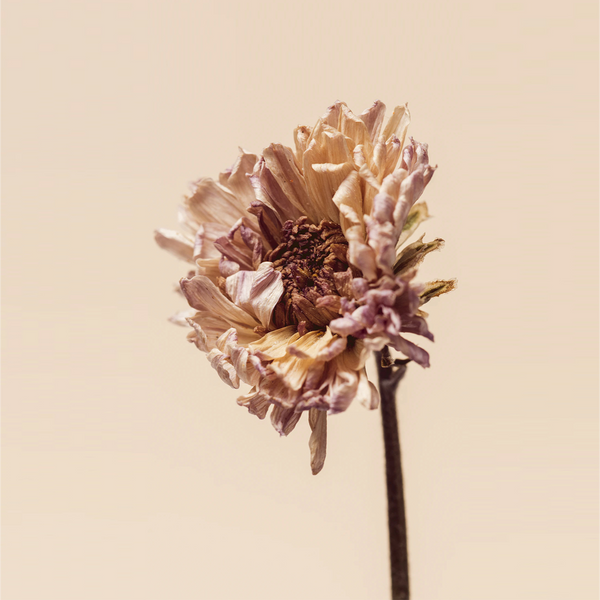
[356,369,379,410]
[339,104,373,156]
[270,330,334,391]
[226,262,283,329]
[237,388,271,420]
[318,100,345,130]
[186,318,210,352]
[328,370,359,414]
[308,124,353,164]
[304,161,353,223]
[338,338,368,371]
[382,104,411,148]
[354,147,380,217]
[315,335,348,361]
[195,258,221,282]
[185,178,252,229]
[287,329,345,361]
[262,144,315,220]
[219,151,258,206]
[308,408,327,475]
[154,229,194,263]
[249,326,297,360]
[250,264,284,328]
[285,329,335,359]
[293,125,312,165]
[359,100,387,142]
[213,328,261,387]
[194,222,230,260]
[207,347,240,388]
[249,157,305,222]
[331,170,378,280]
[270,404,302,436]
[186,311,259,351]
[372,137,387,180]
[180,275,258,330]
[384,135,403,177]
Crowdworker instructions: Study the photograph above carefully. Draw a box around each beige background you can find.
[3,0,598,599]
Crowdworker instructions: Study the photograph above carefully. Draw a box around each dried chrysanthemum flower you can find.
[156,101,455,474]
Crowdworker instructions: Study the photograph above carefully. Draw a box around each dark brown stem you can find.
[376,347,410,600]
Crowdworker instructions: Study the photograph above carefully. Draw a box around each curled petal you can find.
[185,178,252,229]
[218,151,258,206]
[248,201,283,249]
[226,262,286,329]
[339,103,373,155]
[249,157,304,222]
[180,275,258,330]
[391,335,431,368]
[271,404,302,436]
[263,144,315,220]
[382,104,411,147]
[356,369,380,410]
[293,125,312,165]
[383,135,403,179]
[359,100,386,142]
[207,347,240,388]
[194,223,230,260]
[328,369,359,414]
[237,388,271,420]
[249,327,298,361]
[331,170,378,280]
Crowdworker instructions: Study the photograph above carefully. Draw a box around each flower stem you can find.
[376,348,410,600]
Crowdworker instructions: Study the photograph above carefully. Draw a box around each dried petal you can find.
[308,408,327,475]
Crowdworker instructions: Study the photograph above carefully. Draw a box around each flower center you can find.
[265,217,351,333]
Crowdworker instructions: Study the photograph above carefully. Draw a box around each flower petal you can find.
[308,408,327,475]
[331,170,378,280]
[194,222,230,260]
[207,347,240,388]
[382,104,411,147]
[262,144,315,221]
[250,156,305,222]
[249,326,297,360]
[392,334,430,368]
[218,151,258,206]
[359,100,387,142]
[293,125,312,165]
[180,275,258,330]
[339,104,373,155]
[271,404,302,436]
[226,262,284,329]
[185,178,252,229]
[356,369,379,410]
[237,388,271,420]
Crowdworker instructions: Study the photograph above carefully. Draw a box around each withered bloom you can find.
[156,101,454,474]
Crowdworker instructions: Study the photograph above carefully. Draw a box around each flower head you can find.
[156,101,454,474]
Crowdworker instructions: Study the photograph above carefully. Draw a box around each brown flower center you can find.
[265,217,352,333]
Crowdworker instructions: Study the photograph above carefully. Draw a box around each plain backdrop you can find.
[2,1,598,599]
